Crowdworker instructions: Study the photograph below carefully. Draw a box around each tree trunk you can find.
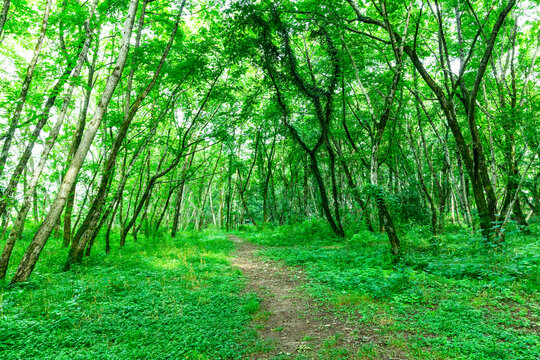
[0,0,11,44]
[171,182,185,237]
[0,0,52,179]
[0,3,97,280]
[348,0,516,244]
[64,2,185,269]
[198,145,222,230]
[0,41,84,219]
[63,36,99,247]
[155,183,181,231]
[10,0,140,284]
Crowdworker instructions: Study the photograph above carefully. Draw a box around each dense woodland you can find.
[0,0,538,358]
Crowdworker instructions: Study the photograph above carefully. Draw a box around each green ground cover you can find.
[1,220,538,359]
[239,219,540,359]
[0,228,258,360]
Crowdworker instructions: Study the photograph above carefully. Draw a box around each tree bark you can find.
[63,34,99,247]
[0,0,11,44]
[0,0,52,179]
[171,149,195,237]
[0,2,98,280]
[10,0,140,284]
[199,145,223,230]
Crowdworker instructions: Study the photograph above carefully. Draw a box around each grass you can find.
[0,228,259,359]
[1,219,538,359]
[239,218,540,360]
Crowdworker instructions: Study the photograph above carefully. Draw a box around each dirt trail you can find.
[229,234,360,359]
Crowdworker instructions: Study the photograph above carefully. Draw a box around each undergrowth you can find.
[1,218,538,359]
[0,228,258,359]
[239,218,540,360]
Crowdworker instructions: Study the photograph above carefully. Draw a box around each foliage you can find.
[0,229,258,359]
[0,0,538,356]
[240,226,540,359]
[241,218,342,247]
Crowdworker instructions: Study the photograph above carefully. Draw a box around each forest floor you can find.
[230,234,376,359]
[230,234,412,359]
[0,224,538,359]
[237,223,539,360]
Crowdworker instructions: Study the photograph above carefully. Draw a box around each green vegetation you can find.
[0,228,259,359]
[1,221,538,359]
[0,0,538,358]
[240,220,540,359]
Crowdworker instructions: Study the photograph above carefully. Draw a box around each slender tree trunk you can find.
[67,0,151,258]
[369,4,408,257]
[105,208,116,254]
[406,121,438,236]
[133,193,151,241]
[171,145,196,237]
[335,140,374,232]
[308,152,345,237]
[121,150,186,245]
[171,182,185,237]
[261,133,277,226]
[10,0,140,284]
[0,3,97,280]
[64,36,99,247]
[0,0,11,44]
[155,183,180,230]
[225,154,233,231]
[0,0,52,179]
[349,0,516,243]
[198,145,222,230]
[0,42,83,219]
[326,140,345,235]
[65,3,185,269]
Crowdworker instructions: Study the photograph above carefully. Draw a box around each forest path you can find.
[228,234,360,359]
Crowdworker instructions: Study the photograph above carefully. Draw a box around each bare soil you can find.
[229,234,407,359]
